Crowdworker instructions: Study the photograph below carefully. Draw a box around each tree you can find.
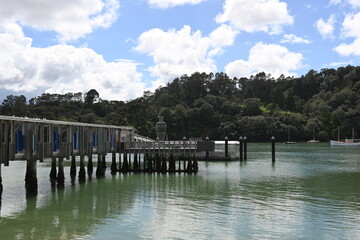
[85,89,99,105]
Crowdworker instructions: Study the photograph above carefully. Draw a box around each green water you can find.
[1,143,360,240]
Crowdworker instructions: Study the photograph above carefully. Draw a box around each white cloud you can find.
[0,0,119,42]
[225,42,304,78]
[0,26,145,101]
[148,0,206,8]
[334,13,360,56]
[334,38,360,56]
[330,0,360,8]
[314,15,336,39]
[134,25,238,88]
[341,13,360,38]
[216,0,293,34]
[281,34,311,44]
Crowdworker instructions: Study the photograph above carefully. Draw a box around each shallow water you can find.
[1,142,360,239]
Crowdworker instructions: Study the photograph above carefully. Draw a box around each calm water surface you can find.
[1,143,360,240]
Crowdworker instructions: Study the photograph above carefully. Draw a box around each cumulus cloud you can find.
[148,0,207,8]
[134,25,238,88]
[0,25,145,100]
[341,13,360,38]
[334,13,360,56]
[216,0,293,34]
[0,0,119,42]
[281,34,311,44]
[314,15,336,39]
[225,42,304,78]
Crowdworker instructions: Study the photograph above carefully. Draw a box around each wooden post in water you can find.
[3,121,10,166]
[244,136,247,161]
[271,136,276,162]
[111,150,117,174]
[239,136,243,162]
[49,156,57,183]
[79,155,86,182]
[25,122,38,193]
[225,136,229,158]
[183,137,186,171]
[87,128,94,176]
[205,137,209,161]
[57,157,65,187]
[70,155,76,178]
[57,126,65,187]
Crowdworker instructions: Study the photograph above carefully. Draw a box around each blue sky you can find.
[1,0,360,101]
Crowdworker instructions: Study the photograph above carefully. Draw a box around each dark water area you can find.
[1,143,360,239]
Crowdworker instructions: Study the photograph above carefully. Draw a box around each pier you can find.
[0,115,204,195]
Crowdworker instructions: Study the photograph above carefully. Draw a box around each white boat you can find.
[330,139,360,146]
[307,128,320,143]
[330,127,360,146]
[285,127,296,144]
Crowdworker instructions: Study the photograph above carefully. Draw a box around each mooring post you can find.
[111,150,117,174]
[239,136,243,161]
[87,154,93,176]
[70,155,76,177]
[49,156,57,181]
[271,136,276,162]
[225,136,229,158]
[57,157,65,187]
[96,153,104,177]
[244,136,247,161]
[205,137,209,161]
[25,123,38,193]
[102,154,106,170]
[79,155,86,181]
[183,137,186,171]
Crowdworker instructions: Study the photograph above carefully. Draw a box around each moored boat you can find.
[330,139,360,146]
[331,127,360,146]
[307,139,320,143]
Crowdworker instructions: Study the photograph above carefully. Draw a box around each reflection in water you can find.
[0,143,360,239]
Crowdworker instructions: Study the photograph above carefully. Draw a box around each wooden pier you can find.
[0,115,200,195]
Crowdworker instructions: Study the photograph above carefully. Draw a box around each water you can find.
[1,143,360,239]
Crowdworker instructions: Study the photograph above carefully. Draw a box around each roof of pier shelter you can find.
[0,115,134,131]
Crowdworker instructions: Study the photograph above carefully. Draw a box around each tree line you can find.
[1,65,360,141]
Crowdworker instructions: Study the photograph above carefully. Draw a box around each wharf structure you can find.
[0,115,202,195]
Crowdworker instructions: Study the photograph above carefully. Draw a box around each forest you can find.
[1,65,360,142]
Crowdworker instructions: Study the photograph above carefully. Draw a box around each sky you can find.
[1,0,360,101]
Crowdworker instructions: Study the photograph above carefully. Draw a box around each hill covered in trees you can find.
[1,65,360,142]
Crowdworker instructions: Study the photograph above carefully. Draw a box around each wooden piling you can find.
[244,136,247,161]
[70,155,77,177]
[111,151,117,174]
[271,136,275,162]
[49,156,57,181]
[121,152,129,173]
[24,122,38,193]
[3,121,10,166]
[79,155,86,181]
[96,154,104,177]
[102,154,107,170]
[239,136,243,161]
[87,154,93,176]
[57,157,65,187]
[225,136,229,158]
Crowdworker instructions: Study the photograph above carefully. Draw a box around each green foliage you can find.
[2,66,360,141]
